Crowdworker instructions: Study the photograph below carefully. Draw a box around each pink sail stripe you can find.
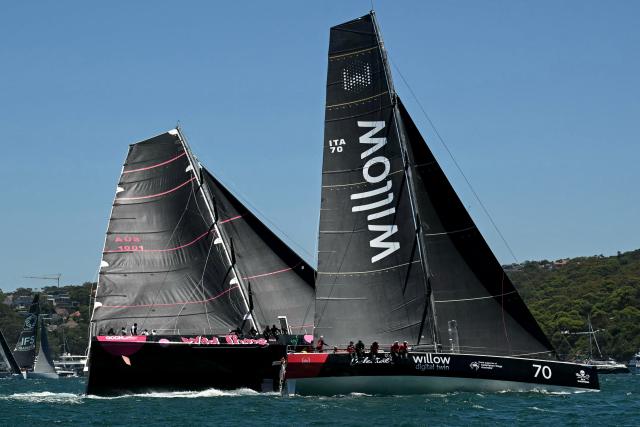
[122,152,186,174]
[116,177,196,201]
[242,262,301,280]
[219,215,244,224]
[101,285,239,309]
[103,230,212,253]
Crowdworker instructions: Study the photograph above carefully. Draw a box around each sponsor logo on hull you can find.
[412,353,451,372]
[469,360,503,372]
[576,369,590,384]
[180,335,268,346]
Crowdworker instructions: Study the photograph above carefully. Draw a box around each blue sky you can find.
[1,1,638,290]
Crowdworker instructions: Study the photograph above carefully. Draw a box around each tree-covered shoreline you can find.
[509,249,640,361]
[1,249,639,361]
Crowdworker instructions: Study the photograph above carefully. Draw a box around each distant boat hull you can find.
[283,352,600,395]
[28,372,59,379]
[86,336,294,396]
[587,362,630,374]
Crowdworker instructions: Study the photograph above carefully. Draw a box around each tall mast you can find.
[173,128,259,332]
[370,11,440,349]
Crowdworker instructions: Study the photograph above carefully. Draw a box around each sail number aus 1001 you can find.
[532,364,552,379]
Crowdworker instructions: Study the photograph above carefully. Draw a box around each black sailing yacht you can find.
[10,294,58,379]
[86,129,315,395]
[281,12,599,395]
[0,330,21,378]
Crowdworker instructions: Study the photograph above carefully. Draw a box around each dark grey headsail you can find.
[91,129,315,337]
[13,294,40,369]
[0,330,21,375]
[202,170,315,333]
[315,12,554,358]
[33,318,57,377]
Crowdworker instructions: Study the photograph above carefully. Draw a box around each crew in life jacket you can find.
[391,341,400,362]
[315,336,328,352]
[399,341,409,359]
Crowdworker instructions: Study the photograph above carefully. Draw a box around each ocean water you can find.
[1,374,638,426]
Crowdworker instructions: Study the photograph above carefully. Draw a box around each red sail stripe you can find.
[116,177,196,201]
[100,285,239,309]
[219,215,243,224]
[242,262,301,280]
[122,152,186,174]
[103,230,212,253]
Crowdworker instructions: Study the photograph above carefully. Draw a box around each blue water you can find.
[1,375,638,426]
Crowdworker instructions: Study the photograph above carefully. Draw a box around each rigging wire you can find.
[389,58,520,264]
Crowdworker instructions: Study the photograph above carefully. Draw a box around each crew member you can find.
[370,341,379,362]
[355,340,365,360]
[399,341,409,359]
[249,326,258,337]
[347,341,356,361]
[315,336,328,353]
[391,340,400,362]
[263,326,272,340]
[270,324,281,337]
[130,323,138,336]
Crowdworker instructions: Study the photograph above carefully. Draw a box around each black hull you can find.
[86,338,286,396]
[283,352,600,395]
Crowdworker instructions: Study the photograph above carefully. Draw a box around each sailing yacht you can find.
[29,318,59,379]
[11,294,58,379]
[565,317,630,374]
[281,12,599,395]
[86,128,315,395]
[0,330,22,378]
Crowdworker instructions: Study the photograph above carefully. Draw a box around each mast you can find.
[370,11,440,349]
[173,127,259,332]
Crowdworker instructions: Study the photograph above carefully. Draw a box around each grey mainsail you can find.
[91,129,315,337]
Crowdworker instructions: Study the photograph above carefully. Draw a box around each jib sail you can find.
[202,170,315,333]
[316,12,554,358]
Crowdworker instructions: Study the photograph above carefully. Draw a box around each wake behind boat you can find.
[86,129,315,395]
[281,11,599,395]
